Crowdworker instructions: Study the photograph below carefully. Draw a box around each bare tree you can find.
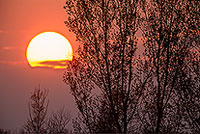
[138,0,200,133]
[24,86,48,134]
[63,0,199,133]
[63,0,143,133]
[46,108,71,134]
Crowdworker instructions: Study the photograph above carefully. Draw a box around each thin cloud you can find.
[39,60,68,67]
[0,30,7,34]
[33,60,70,69]
[0,46,16,51]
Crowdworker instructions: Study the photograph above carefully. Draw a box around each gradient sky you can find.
[0,0,78,130]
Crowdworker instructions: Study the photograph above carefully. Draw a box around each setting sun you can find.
[26,32,73,69]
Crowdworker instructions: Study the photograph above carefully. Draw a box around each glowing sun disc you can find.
[26,32,73,69]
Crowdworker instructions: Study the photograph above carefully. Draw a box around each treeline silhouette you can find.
[63,0,200,133]
[1,0,199,133]
[1,87,71,134]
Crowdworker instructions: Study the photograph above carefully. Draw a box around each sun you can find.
[26,32,73,69]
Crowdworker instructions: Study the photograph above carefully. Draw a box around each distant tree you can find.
[138,0,200,133]
[63,0,143,133]
[46,108,71,134]
[24,87,48,134]
[0,128,10,134]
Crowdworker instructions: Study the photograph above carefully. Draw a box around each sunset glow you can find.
[26,32,73,69]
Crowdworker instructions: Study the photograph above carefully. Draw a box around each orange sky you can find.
[0,0,78,66]
[0,0,145,131]
[0,0,78,130]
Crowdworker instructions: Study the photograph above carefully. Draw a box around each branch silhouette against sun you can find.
[63,0,200,133]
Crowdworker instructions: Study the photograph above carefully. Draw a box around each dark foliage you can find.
[138,0,200,133]
[64,0,142,133]
[63,0,200,133]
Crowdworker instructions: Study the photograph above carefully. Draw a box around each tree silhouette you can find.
[63,0,143,133]
[24,87,48,134]
[63,0,200,133]
[138,0,200,133]
[0,128,10,134]
[46,108,71,134]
